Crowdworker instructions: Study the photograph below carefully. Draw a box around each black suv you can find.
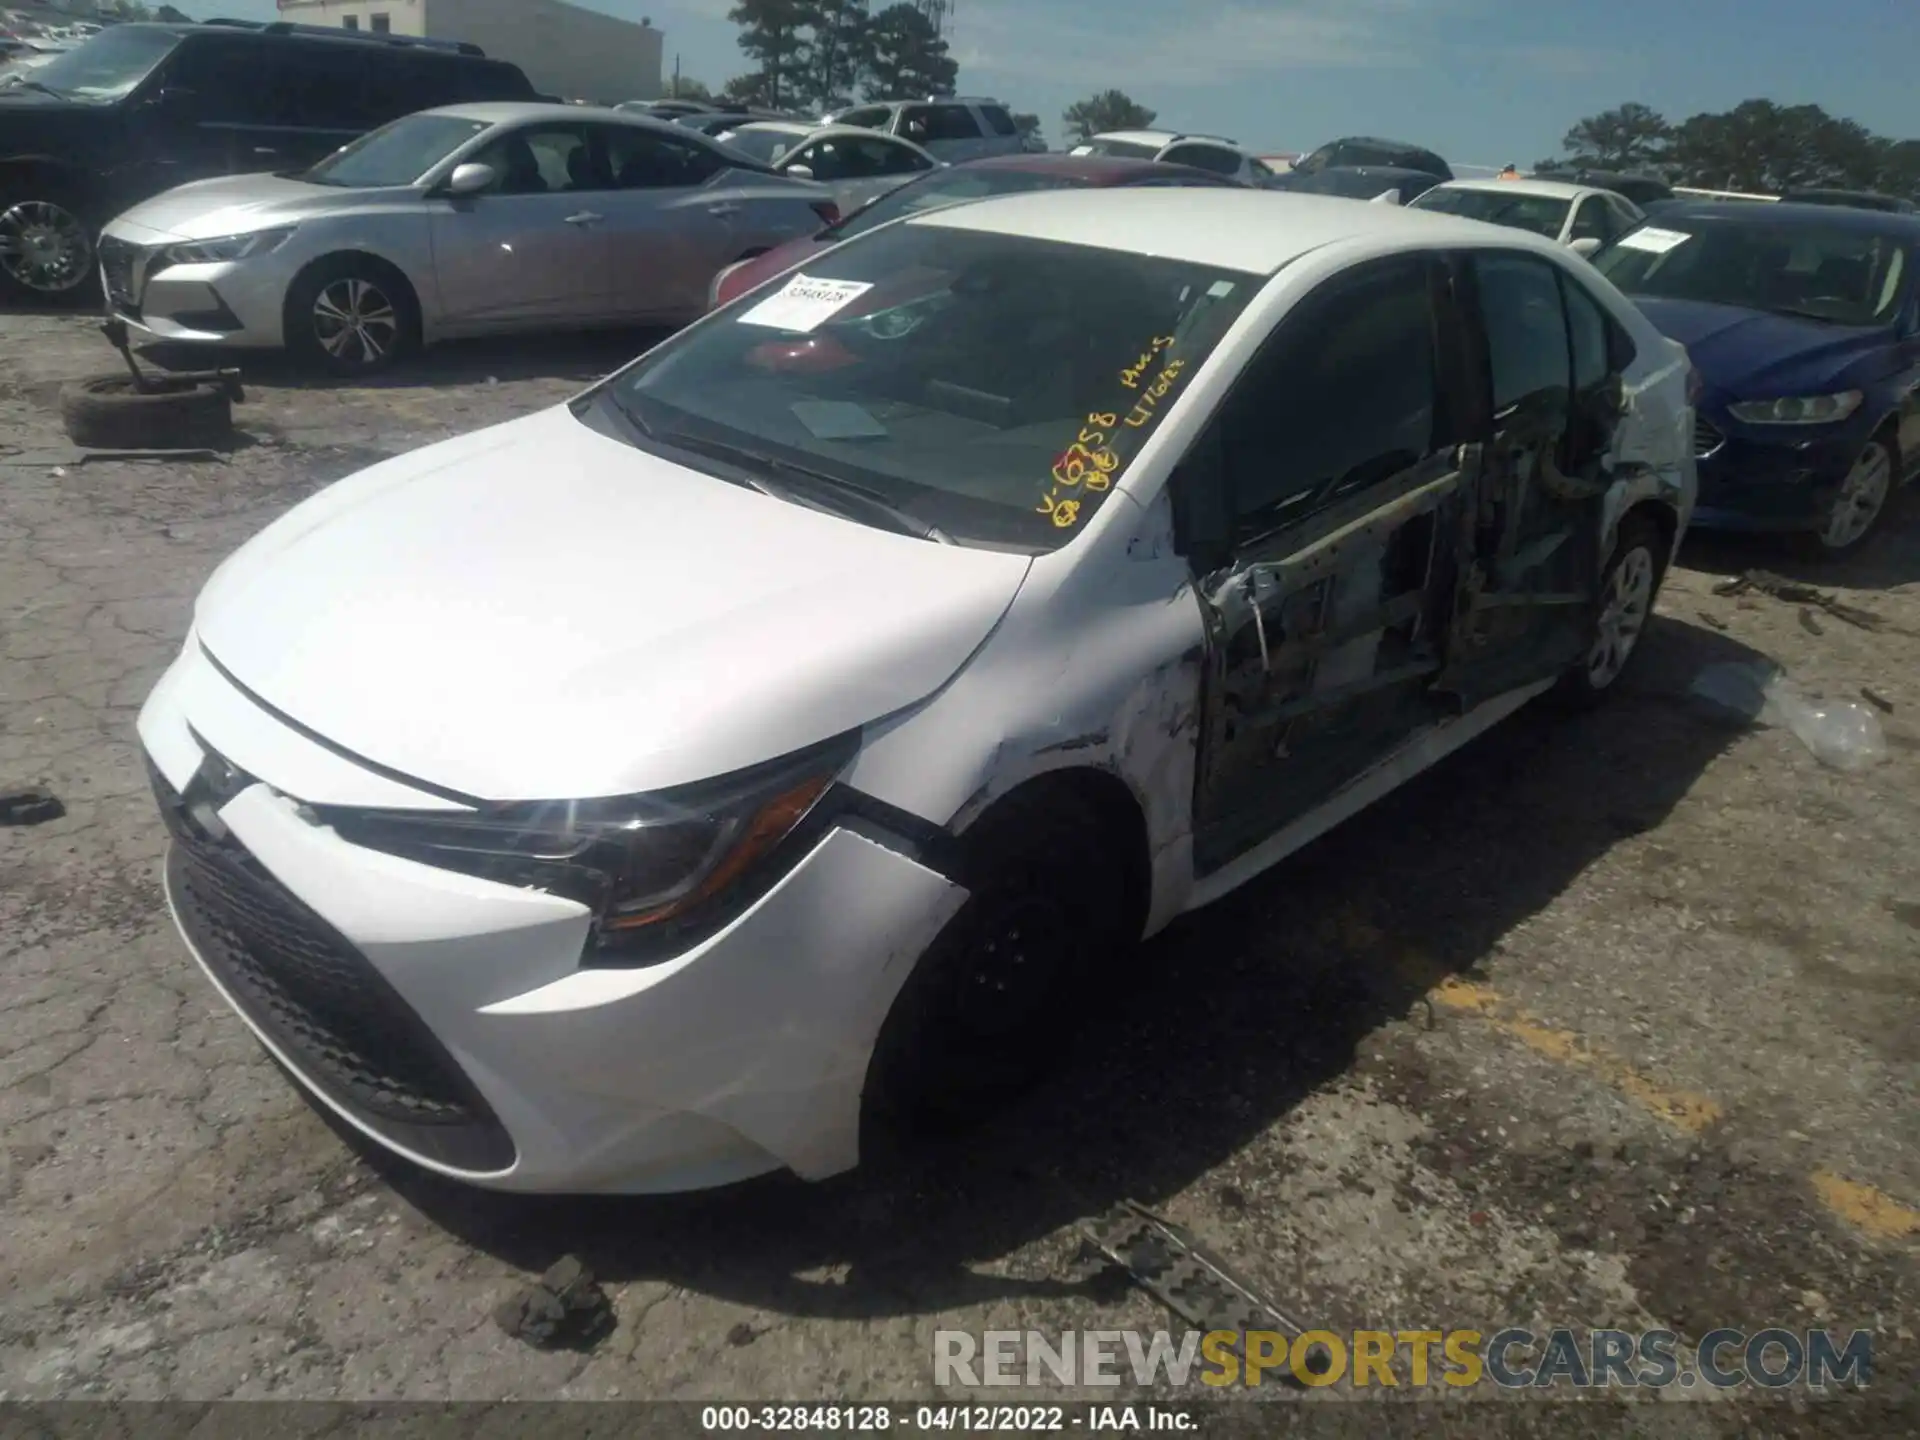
[0,20,535,302]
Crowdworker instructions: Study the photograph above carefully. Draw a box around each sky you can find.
[218,0,1920,165]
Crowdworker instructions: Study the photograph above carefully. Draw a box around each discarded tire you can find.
[58,373,233,450]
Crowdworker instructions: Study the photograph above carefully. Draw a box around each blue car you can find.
[1593,201,1920,555]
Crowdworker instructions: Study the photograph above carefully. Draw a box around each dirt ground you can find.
[1,311,1917,1427]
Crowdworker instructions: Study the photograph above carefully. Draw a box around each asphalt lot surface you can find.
[2,311,1918,1426]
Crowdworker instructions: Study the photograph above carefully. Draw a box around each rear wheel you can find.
[1555,512,1664,709]
[0,194,98,303]
[283,256,419,376]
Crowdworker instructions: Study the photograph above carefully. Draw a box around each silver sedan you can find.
[712,122,943,216]
[96,102,842,373]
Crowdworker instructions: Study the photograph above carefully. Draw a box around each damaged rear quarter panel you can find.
[844,488,1208,939]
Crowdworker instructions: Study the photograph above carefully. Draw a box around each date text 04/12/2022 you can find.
[699,1405,1195,1432]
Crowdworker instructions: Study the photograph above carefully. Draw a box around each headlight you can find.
[159,227,297,269]
[315,732,856,963]
[1727,391,1864,425]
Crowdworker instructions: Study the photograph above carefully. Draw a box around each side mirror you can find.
[783,162,815,181]
[444,162,496,197]
[1569,236,1603,258]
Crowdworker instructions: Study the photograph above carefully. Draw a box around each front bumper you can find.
[1689,415,1865,534]
[137,642,966,1194]
[98,223,290,349]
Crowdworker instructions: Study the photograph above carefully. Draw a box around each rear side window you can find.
[906,104,980,141]
[1474,251,1571,416]
[603,127,725,189]
[1219,256,1443,539]
[981,105,1019,137]
[1161,143,1242,177]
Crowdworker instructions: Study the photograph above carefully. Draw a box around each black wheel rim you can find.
[0,200,93,293]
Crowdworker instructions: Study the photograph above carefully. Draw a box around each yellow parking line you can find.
[1428,977,1724,1135]
[1811,1171,1920,1242]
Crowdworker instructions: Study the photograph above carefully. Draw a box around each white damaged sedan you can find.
[139,189,1696,1194]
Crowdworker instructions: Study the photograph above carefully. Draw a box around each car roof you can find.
[1089,130,1179,147]
[957,153,1231,184]
[1431,178,1594,201]
[1649,199,1920,233]
[727,120,819,137]
[428,100,655,126]
[909,187,1552,273]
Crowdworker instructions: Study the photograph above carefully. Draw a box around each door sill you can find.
[1185,678,1555,913]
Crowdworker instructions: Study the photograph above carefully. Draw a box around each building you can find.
[275,0,662,104]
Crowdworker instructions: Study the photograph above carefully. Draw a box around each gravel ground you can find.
[1,313,1917,1428]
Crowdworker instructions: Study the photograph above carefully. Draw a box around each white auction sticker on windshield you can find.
[737,275,874,332]
[1616,226,1692,255]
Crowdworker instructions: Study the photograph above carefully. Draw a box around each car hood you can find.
[193,405,1033,802]
[108,171,379,241]
[1632,296,1895,397]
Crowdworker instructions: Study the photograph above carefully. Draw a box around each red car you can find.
[707,153,1242,310]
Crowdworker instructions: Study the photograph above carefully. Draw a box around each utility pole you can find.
[672,52,680,99]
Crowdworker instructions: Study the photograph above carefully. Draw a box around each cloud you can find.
[949,0,1453,91]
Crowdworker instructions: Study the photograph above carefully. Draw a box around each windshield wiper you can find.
[577,385,655,439]
[1767,304,1853,326]
[660,429,956,545]
[1,80,63,98]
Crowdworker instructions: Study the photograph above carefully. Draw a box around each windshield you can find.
[9,24,176,100]
[1413,187,1571,237]
[826,167,1090,241]
[301,113,491,188]
[719,127,802,165]
[1596,216,1910,326]
[605,223,1258,552]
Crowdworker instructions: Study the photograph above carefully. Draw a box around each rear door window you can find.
[1161,143,1243,176]
[907,104,980,142]
[980,105,1019,137]
[1569,197,1610,243]
[602,126,726,189]
[834,106,890,131]
[1474,251,1572,417]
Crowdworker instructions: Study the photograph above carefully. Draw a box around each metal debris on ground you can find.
[1076,1199,1304,1362]
[1800,607,1826,637]
[1690,661,1888,771]
[1698,611,1729,631]
[1862,686,1896,714]
[0,786,64,826]
[1713,569,1885,632]
[491,1254,615,1350]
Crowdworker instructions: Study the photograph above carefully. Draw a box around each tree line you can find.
[1545,100,1920,199]
[713,1,959,113]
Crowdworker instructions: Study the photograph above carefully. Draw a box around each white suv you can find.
[822,96,1038,162]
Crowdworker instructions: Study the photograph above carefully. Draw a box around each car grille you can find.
[1694,416,1726,459]
[97,235,142,313]
[151,755,516,1173]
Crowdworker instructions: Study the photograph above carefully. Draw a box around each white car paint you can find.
[138,189,1696,1194]
[714,121,942,216]
[1069,129,1274,185]
[1410,177,1646,254]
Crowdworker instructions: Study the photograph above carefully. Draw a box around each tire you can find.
[0,191,100,304]
[1796,435,1895,561]
[58,374,233,450]
[863,786,1130,1139]
[1555,511,1665,709]
[283,256,419,376]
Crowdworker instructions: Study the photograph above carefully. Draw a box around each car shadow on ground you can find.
[137,328,675,393]
[1678,491,1920,592]
[322,615,1763,1322]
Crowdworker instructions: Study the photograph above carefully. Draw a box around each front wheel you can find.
[1801,436,1895,559]
[0,195,98,303]
[1555,512,1665,709]
[283,257,419,376]
[863,788,1127,1140]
